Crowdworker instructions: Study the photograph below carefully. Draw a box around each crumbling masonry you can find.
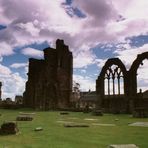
[96,52,148,114]
[23,39,73,110]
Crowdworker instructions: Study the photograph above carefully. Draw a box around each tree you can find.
[71,81,81,108]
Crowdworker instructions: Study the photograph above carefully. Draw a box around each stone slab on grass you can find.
[108,144,139,148]
[84,118,98,121]
[19,112,36,115]
[92,123,116,126]
[64,123,89,128]
[34,127,43,131]
[129,122,148,127]
[16,115,33,121]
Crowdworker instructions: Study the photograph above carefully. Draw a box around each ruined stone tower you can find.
[23,39,73,110]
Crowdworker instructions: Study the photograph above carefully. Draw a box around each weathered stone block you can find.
[0,121,19,135]
[16,115,33,121]
[64,123,89,128]
[108,144,139,148]
[92,109,103,116]
[34,127,43,131]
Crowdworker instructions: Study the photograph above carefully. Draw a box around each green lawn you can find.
[0,109,148,148]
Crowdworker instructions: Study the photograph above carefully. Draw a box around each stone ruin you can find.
[16,115,33,121]
[0,39,147,119]
[0,121,19,135]
[23,39,73,110]
[96,52,148,117]
[16,112,35,121]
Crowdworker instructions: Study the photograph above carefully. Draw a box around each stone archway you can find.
[129,52,148,96]
[96,58,128,113]
[96,58,128,96]
[129,52,148,113]
[96,52,148,114]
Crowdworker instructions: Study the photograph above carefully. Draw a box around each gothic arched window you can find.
[104,65,124,95]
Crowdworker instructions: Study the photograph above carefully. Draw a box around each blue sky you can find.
[0,0,148,99]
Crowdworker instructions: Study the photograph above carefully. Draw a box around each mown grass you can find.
[0,109,148,148]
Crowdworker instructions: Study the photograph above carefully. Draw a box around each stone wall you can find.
[96,52,148,113]
[23,39,73,110]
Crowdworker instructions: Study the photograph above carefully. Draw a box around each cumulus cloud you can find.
[0,64,26,99]
[0,0,148,97]
[114,43,148,92]
[0,0,147,58]
[137,60,148,92]
[1,73,26,99]
[0,42,14,56]
[72,0,118,26]
[80,69,86,73]
[21,47,44,58]
[10,62,28,69]
[0,64,11,75]
[73,74,95,91]
[0,0,147,43]
[95,58,107,68]
[74,49,96,68]
[115,43,148,69]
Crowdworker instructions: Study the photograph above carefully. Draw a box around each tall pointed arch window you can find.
[104,65,124,95]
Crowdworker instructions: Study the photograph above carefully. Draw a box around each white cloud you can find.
[80,69,86,73]
[10,62,28,69]
[137,60,148,92]
[17,22,40,37]
[115,43,148,69]
[74,49,96,68]
[95,58,107,68]
[0,64,11,75]
[1,73,26,99]
[0,64,26,99]
[0,0,147,47]
[0,0,148,98]
[21,47,43,58]
[73,74,95,91]
[0,42,14,56]
[112,0,148,19]
[0,0,147,62]
[114,43,148,92]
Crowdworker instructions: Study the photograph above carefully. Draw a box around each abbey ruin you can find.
[96,52,148,116]
[23,39,73,110]
[0,39,147,117]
